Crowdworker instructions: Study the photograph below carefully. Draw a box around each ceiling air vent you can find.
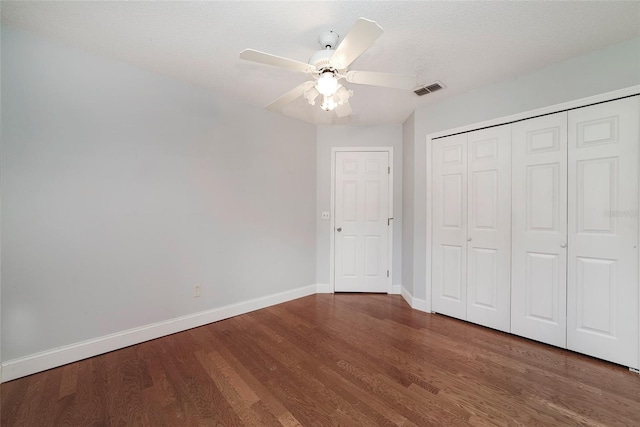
[414,81,445,96]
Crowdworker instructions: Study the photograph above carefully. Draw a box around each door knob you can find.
[337,227,342,232]
[560,242,567,248]
[466,237,472,241]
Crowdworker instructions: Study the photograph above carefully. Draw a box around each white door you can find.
[334,151,390,292]
[432,134,468,319]
[567,96,640,368]
[511,112,568,347]
[466,125,512,332]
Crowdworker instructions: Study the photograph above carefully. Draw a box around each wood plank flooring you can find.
[2,294,639,426]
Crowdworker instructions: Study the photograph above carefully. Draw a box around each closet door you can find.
[567,96,639,368]
[432,134,468,319]
[511,113,568,347]
[466,125,512,332]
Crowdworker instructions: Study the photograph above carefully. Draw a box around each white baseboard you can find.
[1,283,433,383]
[411,297,429,312]
[1,284,317,383]
[400,286,413,307]
[401,286,429,313]
[315,283,333,293]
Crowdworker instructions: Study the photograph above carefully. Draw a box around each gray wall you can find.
[0,25,3,366]
[1,28,317,361]
[315,125,402,288]
[405,36,640,303]
[401,113,415,295]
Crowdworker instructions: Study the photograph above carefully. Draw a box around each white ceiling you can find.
[2,1,639,125]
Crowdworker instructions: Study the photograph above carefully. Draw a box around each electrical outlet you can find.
[193,284,201,298]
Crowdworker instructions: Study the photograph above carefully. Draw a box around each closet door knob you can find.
[560,242,567,248]
[466,237,472,241]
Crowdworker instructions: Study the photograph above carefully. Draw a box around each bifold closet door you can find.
[567,96,639,368]
[511,112,568,347]
[466,125,512,332]
[432,134,468,319]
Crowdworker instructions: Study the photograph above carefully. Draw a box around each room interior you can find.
[1,1,640,424]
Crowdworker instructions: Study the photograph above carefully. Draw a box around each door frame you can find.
[426,85,640,316]
[330,147,394,293]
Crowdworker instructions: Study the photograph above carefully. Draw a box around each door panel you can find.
[471,170,498,229]
[568,96,639,369]
[432,134,468,319]
[466,125,511,332]
[577,158,617,234]
[576,257,617,335]
[526,252,559,321]
[441,245,464,300]
[511,112,568,347]
[335,151,389,292]
[469,247,498,309]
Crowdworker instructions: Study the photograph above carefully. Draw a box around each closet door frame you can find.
[425,85,640,369]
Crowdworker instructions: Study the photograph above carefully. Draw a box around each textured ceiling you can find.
[2,1,639,125]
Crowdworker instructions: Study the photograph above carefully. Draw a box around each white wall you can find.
[405,36,640,303]
[1,28,317,362]
[316,125,402,288]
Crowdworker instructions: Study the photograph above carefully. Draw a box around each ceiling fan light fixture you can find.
[316,71,339,96]
[321,95,338,111]
[304,87,320,105]
[335,85,353,104]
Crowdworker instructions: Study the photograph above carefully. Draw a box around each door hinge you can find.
[387,270,389,277]
[388,217,393,226]
[388,166,390,174]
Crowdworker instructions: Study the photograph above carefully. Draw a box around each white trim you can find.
[388,149,394,294]
[412,297,429,313]
[0,282,436,383]
[427,86,640,141]
[330,147,394,294]
[1,285,316,383]
[425,125,433,314]
[425,85,640,312]
[400,286,429,313]
[401,286,413,306]
[315,283,333,294]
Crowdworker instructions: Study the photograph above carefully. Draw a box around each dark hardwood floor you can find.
[2,294,639,426]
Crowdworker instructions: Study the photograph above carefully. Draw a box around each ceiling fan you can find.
[239,18,417,120]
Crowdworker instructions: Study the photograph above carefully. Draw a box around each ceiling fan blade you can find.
[335,101,352,118]
[330,18,383,69]
[345,70,417,90]
[266,81,316,112]
[240,49,316,73]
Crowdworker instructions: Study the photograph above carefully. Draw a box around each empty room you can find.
[1,1,640,425]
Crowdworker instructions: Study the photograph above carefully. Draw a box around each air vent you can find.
[414,81,445,96]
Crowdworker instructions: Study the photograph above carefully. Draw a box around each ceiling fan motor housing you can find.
[308,49,336,72]
[318,30,339,50]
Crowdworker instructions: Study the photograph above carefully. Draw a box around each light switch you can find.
[321,211,330,220]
